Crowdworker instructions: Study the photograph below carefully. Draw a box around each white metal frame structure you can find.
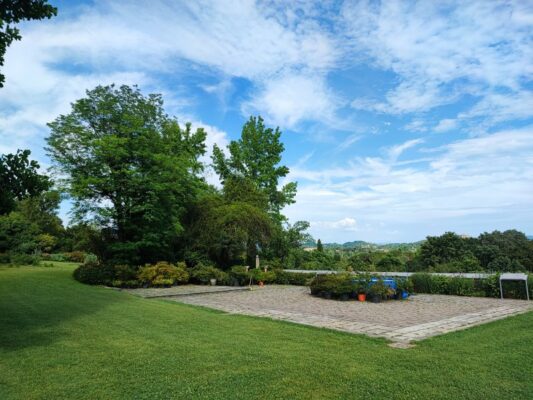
[499,273,529,300]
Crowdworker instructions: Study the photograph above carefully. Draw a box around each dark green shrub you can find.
[229,265,251,286]
[309,273,356,299]
[137,261,189,287]
[190,264,228,284]
[73,261,114,285]
[274,271,316,285]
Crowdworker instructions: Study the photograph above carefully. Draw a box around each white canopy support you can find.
[499,273,529,300]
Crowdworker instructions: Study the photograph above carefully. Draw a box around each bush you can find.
[250,269,276,284]
[309,273,356,299]
[9,253,40,266]
[190,264,228,285]
[273,271,316,286]
[137,261,189,287]
[229,265,251,286]
[73,261,114,285]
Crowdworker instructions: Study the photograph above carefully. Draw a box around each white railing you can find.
[282,269,494,279]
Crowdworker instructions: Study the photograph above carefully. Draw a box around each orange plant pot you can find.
[357,293,366,302]
[258,281,264,288]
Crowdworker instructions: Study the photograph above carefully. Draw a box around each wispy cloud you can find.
[343,0,532,128]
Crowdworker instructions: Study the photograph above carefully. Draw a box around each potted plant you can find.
[395,278,413,299]
[357,287,367,302]
[368,279,388,303]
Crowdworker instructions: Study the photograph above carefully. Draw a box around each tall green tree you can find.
[46,84,207,264]
[184,174,275,268]
[0,149,51,214]
[316,239,323,252]
[0,0,57,87]
[212,116,297,218]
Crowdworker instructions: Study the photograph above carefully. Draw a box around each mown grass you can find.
[0,263,532,399]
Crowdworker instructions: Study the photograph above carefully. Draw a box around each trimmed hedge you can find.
[410,273,532,299]
[273,271,317,286]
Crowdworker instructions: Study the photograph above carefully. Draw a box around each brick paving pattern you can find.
[165,285,532,344]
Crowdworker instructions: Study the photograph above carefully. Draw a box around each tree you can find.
[185,191,273,268]
[416,232,475,269]
[212,116,297,218]
[316,239,324,252]
[46,84,207,264]
[0,0,57,87]
[0,149,51,214]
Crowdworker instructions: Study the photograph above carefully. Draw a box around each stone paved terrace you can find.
[162,285,533,345]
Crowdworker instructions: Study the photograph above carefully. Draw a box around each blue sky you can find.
[0,0,532,243]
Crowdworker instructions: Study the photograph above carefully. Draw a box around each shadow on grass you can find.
[0,266,120,351]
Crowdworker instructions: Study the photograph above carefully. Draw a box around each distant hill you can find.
[527,235,533,240]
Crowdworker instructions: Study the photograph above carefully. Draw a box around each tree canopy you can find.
[0,149,51,214]
[46,84,207,264]
[212,116,297,218]
[0,0,57,87]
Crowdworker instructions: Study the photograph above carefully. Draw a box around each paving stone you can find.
[153,285,533,344]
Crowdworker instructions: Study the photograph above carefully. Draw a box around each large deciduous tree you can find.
[0,0,57,87]
[46,84,207,264]
[212,116,297,218]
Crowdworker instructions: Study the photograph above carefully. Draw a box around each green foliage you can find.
[409,273,532,299]
[309,273,357,299]
[137,261,189,287]
[316,239,323,252]
[72,261,114,285]
[190,264,228,284]
[250,269,276,283]
[0,1,57,87]
[186,193,274,268]
[368,279,393,300]
[0,150,51,215]
[47,84,207,265]
[9,253,40,266]
[212,116,296,217]
[376,254,404,271]
[228,265,251,286]
[273,271,315,286]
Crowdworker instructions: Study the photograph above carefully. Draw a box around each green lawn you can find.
[1,264,532,399]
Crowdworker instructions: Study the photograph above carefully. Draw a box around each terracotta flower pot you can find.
[358,293,366,302]
[258,281,264,287]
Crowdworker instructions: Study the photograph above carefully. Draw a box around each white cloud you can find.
[312,217,358,231]
[243,72,339,128]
